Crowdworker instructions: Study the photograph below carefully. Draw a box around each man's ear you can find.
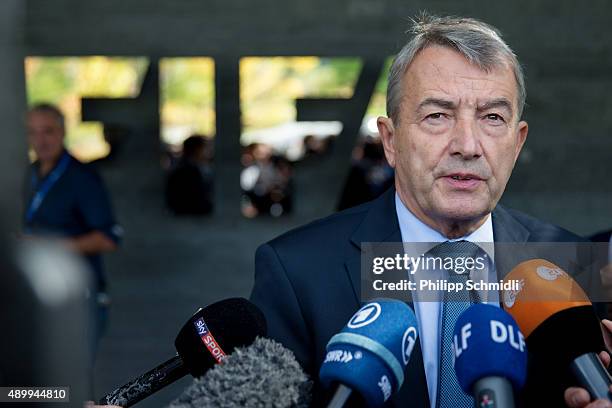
[377,116,396,168]
[513,120,528,162]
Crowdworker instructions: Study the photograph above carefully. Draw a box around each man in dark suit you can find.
[251,15,609,408]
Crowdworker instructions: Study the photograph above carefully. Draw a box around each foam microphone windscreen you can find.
[319,299,418,408]
[175,297,267,377]
[453,304,527,393]
[168,337,311,408]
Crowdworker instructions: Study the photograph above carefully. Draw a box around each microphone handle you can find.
[472,376,515,408]
[99,355,189,407]
[326,384,353,408]
[570,352,612,401]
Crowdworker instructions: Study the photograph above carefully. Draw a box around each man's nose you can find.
[449,117,482,159]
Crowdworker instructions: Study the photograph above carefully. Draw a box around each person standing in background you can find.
[165,134,214,216]
[24,103,122,346]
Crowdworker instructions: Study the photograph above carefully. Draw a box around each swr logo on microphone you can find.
[324,350,360,363]
[194,317,227,364]
[453,320,525,358]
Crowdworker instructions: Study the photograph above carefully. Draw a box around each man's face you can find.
[27,111,65,163]
[378,46,528,236]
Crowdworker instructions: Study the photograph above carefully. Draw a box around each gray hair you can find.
[28,103,65,129]
[386,14,526,124]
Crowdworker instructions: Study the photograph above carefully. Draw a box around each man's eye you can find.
[485,113,504,122]
[426,113,445,120]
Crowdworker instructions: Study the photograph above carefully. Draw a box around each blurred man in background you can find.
[24,103,121,344]
[165,134,214,216]
[337,135,394,210]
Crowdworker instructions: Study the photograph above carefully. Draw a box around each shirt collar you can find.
[394,192,494,258]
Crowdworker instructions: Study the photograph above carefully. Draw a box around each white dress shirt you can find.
[394,193,499,408]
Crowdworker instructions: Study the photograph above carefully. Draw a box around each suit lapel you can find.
[491,205,531,279]
[344,188,430,407]
[345,188,401,303]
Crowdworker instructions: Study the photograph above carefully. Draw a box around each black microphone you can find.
[167,337,311,408]
[99,298,266,407]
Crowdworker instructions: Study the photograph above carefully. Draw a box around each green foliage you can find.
[26,58,74,104]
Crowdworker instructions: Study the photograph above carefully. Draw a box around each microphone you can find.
[452,304,527,408]
[503,259,612,403]
[167,337,312,408]
[318,299,418,408]
[99,298,266,407]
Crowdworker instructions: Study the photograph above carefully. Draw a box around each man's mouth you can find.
[446,173,482,181]
[441,173,484,189]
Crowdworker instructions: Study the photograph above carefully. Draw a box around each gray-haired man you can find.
[251,14,610,407]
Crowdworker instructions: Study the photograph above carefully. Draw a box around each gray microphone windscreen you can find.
[168,337,311,408]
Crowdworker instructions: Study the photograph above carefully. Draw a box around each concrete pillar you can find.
[0,0,28,233]
[213,55,242,217]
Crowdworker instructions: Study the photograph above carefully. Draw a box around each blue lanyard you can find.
[25,151,72,224]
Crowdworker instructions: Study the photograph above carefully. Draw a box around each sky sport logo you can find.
[194,317,227,364]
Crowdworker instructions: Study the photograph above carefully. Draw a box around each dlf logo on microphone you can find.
[490,320,525,352]
[454,319,526,357]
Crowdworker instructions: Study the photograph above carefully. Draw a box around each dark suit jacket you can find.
[590,229,612,243]
[250,187,588,407]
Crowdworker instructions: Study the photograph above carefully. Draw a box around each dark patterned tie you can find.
[429,240,482,408]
